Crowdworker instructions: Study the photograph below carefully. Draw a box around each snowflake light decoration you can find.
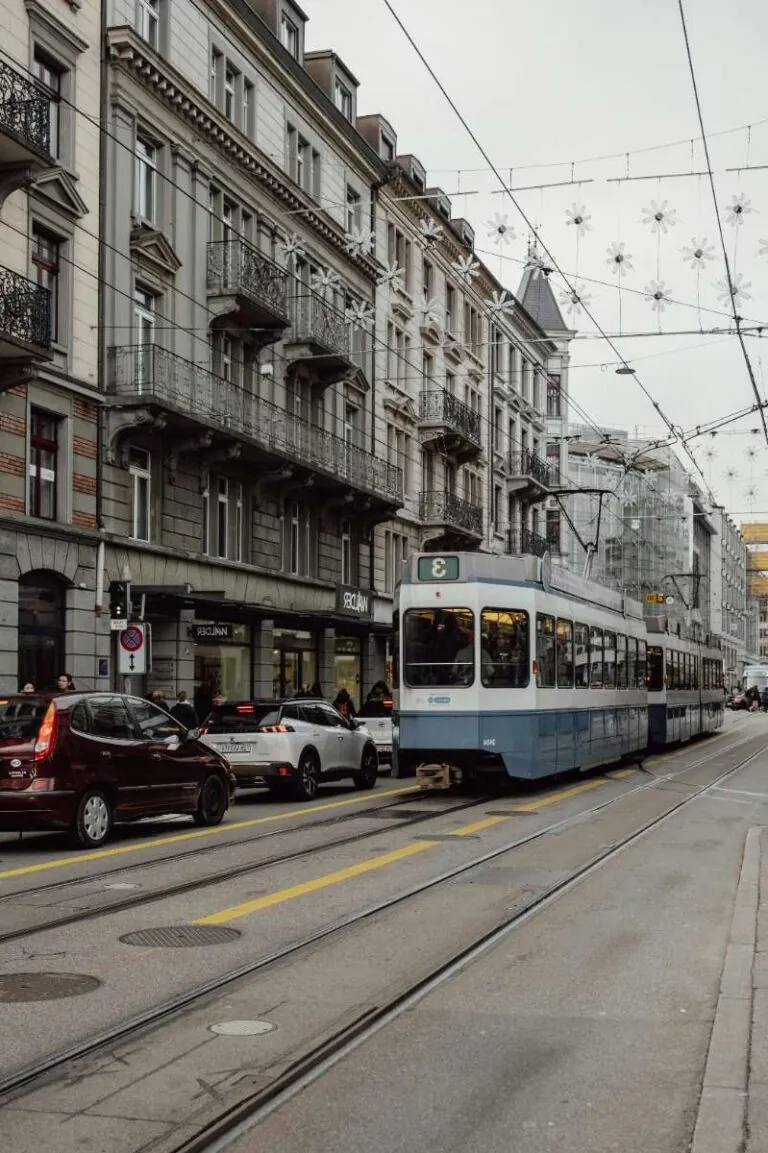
[559,282,593,316]
[486,290,515,319]
[759,238,768,257]
[344,302,375,332]
[725,193,753,228]
[565,203,592,237]
[417,219,443,246]
[703,447,718,462]
[278,233,304,261]
[486,213,514,247]
[724,467,739,482]
[377,261,405,288]
[417,296,441,327]
[682,238,716,270]
[605,241,633,278]
[452,255,480,283]
[716,273,752,307]
[343,227,375,258]
[524,249,552,280]
[310,269,342,293]
[745,485,759,501]
[641,200,677,235]
[644,280,672,313]
[747,446,759,460]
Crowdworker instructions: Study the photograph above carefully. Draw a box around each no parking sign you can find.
[118,623,149,674]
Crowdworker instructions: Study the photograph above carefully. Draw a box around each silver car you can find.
[199,699,379,801]
[356,698,393,768]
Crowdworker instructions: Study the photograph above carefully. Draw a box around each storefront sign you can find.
[191,623,235,641]
[336,585,373,619]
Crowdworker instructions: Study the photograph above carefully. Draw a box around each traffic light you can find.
[109,580,129,620]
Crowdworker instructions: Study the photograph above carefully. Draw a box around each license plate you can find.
[219,744,251,755]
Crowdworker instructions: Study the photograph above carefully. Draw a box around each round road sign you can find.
[120,625,144,653]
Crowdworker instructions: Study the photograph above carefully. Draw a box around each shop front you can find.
[272,628,317,698]
[334,584,374,709]
[191,622,251,717]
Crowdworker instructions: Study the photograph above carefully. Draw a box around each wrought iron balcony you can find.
[285,291,352,378]
[207,240,290,335]
[504,525,554,558]
[508,447,555,496]
[419,389,482,460]
[419,490,484,539]
[107,344,402,507]
[0,59,51,171]
[0,265,51,359]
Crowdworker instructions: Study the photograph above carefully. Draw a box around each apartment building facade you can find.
[709,508,749,685]
[0,0,102,692]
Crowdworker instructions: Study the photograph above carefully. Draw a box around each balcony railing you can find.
[107,344,402,505]
[419,490,483,538]
[288,292,350,360]
[504,525,554,558]
[0,266,51,350]
[419,389,482,448]
[0,59,50,155]
[207,240,289,325]
[508,447,555,488]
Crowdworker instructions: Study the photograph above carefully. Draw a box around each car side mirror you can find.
[185,727,201,742]
[163,734,181,751]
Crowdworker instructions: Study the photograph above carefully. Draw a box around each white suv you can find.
[199,699,379,801]
[356,698,393,768]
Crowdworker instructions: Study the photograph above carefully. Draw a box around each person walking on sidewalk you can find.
[170,691,197,729]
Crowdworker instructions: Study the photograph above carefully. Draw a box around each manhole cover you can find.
[0,972,101,1002]
[119,925,241,948]
[209,1019,276,1036]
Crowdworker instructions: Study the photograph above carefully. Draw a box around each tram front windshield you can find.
[403,608,475,686]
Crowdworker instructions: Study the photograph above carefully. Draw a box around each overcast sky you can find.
[306,0,768,524]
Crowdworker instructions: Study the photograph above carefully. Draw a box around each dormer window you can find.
[381,136,394,162]
[281,13,299,58]
[334,79,353,121]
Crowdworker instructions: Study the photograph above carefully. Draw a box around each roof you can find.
[516,266,570,333]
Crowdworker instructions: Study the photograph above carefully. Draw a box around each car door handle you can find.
[101,751,111,759]
[151,753,162,761]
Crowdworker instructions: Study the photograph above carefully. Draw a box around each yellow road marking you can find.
[196,840,436,925]
[450,815,509,836]
[0,785,419,882]
[611,768,638,780]
[513,776,608,812]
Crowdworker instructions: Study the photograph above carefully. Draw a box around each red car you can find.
[0,692,236,848]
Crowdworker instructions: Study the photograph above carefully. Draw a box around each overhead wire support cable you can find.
[676,0,768,448]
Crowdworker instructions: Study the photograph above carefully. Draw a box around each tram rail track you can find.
[0,726,763,1123]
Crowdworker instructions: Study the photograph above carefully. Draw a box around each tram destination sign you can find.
[417,556,459,582]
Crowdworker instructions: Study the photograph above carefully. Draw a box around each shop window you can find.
[18,571,66,692]
[28,409,59,520]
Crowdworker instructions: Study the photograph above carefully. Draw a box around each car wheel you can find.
[354,745,378,790]
[193,774,228,827]
[292,751,320,801]
[71,789,113,849]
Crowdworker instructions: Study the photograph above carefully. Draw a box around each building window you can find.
[381,136,395,162]
[494,407,502,451]
[235,482,243,563]
[423,258,433,300]
[446,283,456,332]
[547,374,562,417]
[346,186,361,233]
[28,409,58,520]
[33,51,62,161]
[134,135,157,224]
[224,64,237,122]
[216,477,229,558]
[422,352,433,385]
[134,285,156,385]
[243,79,254,136]
[341,520,352,584]
[289,501,300,574]
[546,508,561,553]
[31,227,61,344]
[384,531,408,594]
[493,485,502,530]
[296,135,307,188]
[281,13,299,57]
[129,447,151,541]
[334,79,353,120]
[136,0,159,49]
[210,48,222,102]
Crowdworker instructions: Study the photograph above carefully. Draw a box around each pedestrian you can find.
[170,690,198,728]
[150,689,167,711]
[56,673,75,692]
[20,683,35,694]
[310,682,323,698]
[333,687,356,720]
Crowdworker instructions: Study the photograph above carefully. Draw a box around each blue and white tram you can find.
[646,623,724,744]
[393,552,649,784]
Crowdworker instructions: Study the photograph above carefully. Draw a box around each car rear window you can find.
[204,703,279,734]
[0,698,49,743]
[357,699,393,719]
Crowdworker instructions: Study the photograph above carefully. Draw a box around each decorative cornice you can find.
[107,27,378,283]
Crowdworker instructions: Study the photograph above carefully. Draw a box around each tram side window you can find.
[575,623,589,688]
[603,631,617,689]
[392,610,400,689]
[536,614,556,688]
[589,626,604,688]
[627,637,638,687]
[402,607,474,687]
[616,634,628,689]
[666,649,675,689]
[693,655,699,690]
[556,619,574,688]
[481,609,529,688]
[637,639,647,687]
[647,645,664,691]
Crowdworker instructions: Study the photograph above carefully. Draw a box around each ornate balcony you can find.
[419,490,483,547]
[418,389,483,462]
[508,447,555,501]
[207,240,290,341]
[0,60,52,202]
[284,291,353,383]
[504,525,554,558]
[106,344,402,510]
[0,266,51,386]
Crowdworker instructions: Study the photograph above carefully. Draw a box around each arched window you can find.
[18,571,66,692]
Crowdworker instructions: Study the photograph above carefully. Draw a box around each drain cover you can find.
[119,925,241,948]
[0,972,101,1002]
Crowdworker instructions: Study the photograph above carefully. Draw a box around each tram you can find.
[393,551,723,786]
[646,622,724,745]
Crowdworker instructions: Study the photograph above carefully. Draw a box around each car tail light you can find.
[236,704,255,714]
[199,726,209,735]
[28,777,56,791]
[259,724,294,733]
[34,703,57,763]
[277,765,292,777]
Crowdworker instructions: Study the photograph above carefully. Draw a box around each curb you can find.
[689,825,760,1153]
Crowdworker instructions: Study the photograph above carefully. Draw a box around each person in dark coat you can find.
[170,691,198,728]
[333,688,356,720]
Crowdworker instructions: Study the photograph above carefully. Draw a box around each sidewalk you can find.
[748,829,768,1152]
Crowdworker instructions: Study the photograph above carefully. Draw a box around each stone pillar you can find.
[0,575,19,694]
[65,584,101,690]
[362,633,386,696]
[144,609,195,700]
[319,627,336,700]
[254,618,274,698]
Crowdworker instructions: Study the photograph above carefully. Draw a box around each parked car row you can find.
[0,691,386,849]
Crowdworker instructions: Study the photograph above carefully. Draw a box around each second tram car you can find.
[393,551,724,785]
[646,622,724,744]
